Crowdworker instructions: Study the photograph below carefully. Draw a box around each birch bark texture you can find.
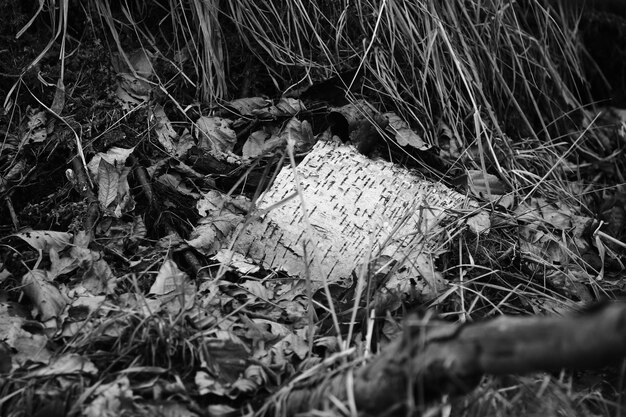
[232,139,489,297]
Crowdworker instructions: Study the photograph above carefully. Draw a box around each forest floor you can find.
[1,2,626,417]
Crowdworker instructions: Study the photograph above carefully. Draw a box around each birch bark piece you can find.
[230,139,489,297]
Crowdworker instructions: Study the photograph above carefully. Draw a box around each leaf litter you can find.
[1,3,626,417]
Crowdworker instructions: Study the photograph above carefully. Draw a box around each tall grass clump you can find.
[226,0,591,197]
[85,0,593,201]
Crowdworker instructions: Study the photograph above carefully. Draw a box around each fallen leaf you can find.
[384,112,428,150]
[227,97,270,115]
[242,130,270,159]
[27,353,98,377]
[97,159,120,208]
[87,146,136,178]
[194,116,236,155]
[83,376,133,417]
[150,260,188,296]
[81,258,116,295]
[467,169,508,197]
[22,269,69,321]
[13,229,72,253]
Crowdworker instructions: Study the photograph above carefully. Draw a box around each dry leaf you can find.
[194,116,236,155]
[14,229,72,253]
[22,269,69,321]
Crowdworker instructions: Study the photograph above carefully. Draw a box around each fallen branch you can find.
[266,302,626,416]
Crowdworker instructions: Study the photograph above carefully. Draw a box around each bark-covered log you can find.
[265,302,626,416]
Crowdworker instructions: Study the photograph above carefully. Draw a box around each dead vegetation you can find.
[0,0,625,416]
